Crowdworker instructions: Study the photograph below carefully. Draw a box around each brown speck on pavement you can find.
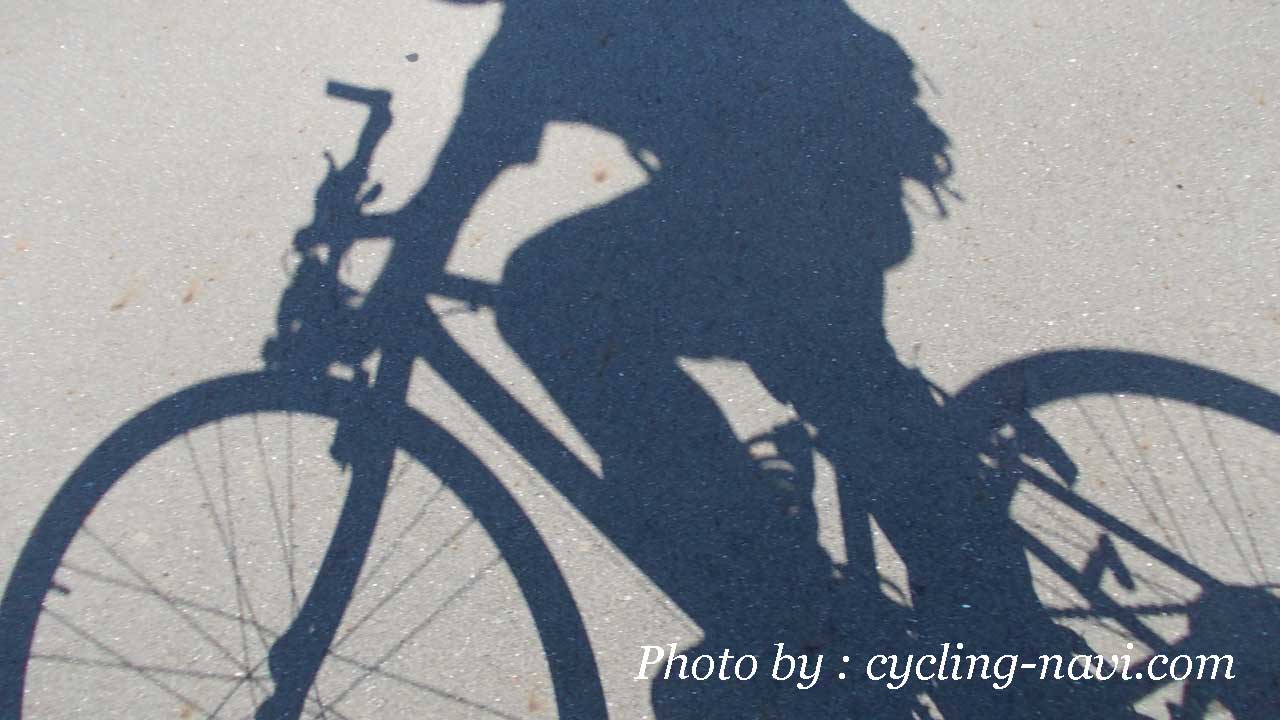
[182,278,201,304]
[110,276,143,311]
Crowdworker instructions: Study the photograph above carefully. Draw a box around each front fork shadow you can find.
[254,420,393,719]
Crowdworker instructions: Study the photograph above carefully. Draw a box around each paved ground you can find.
[2,2,1278,718]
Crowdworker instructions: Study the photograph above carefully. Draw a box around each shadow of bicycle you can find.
[3,2,1279,719]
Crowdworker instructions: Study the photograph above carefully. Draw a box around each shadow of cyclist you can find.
[364,1,1099,717]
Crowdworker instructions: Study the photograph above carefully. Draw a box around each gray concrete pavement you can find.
[2,2,1277,718]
